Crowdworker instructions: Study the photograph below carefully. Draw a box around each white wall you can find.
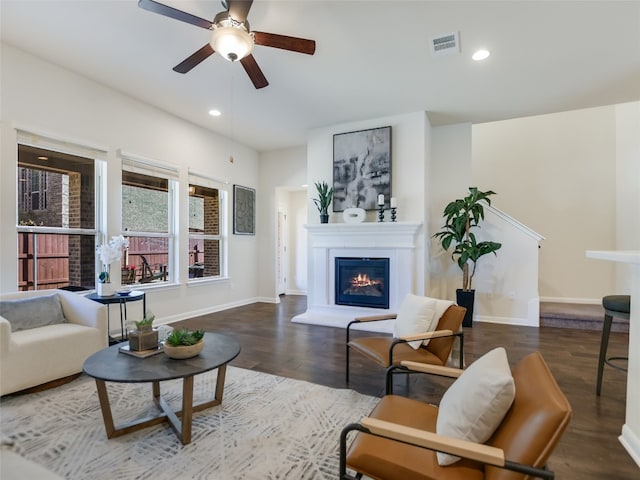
[0,43,261,326]
[306,112,430,296]
[288,189,308,294]
[257,146,307,301]
[473,208,543,326]
[429,123,543,325]
[473,105,620,302]
[615,102,640,292]
[429,123,473,300]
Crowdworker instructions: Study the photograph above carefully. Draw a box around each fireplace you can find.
[292,222,422,329]
[335,257,390,309]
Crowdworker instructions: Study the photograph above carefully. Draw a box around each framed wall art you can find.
[332,126,392,212]
[233,184,255,235]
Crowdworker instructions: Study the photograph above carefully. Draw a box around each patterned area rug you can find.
[1,367,378,479]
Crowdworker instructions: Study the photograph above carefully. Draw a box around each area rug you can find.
[0,367,379,479]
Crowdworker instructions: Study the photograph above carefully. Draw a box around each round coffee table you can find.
[83,332,240,445]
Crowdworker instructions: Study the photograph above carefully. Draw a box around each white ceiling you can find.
[2,1,639,152]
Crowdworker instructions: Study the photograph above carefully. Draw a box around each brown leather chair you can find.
[340,351,572,480]
[346,305,466,383]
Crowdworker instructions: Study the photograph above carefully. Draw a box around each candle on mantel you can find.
[390,197,397,208]
[378,194,385,206]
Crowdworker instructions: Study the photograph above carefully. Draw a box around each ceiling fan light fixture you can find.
[211,25,254,62]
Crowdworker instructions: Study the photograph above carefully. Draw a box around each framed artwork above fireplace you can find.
[332,126,392,212]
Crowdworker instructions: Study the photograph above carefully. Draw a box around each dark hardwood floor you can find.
[173,295,638,479]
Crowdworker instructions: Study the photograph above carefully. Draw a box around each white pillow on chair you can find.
[436,347,515,466]
[392,294,438,349]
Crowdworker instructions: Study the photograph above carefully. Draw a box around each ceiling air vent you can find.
[431,32,460,56]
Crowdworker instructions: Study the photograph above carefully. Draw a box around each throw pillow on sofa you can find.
[0,294,67,332]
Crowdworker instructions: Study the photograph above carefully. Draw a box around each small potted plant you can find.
[432,187,502,327]
[128,312,158,351]
[313,181,333,224]
[163,328,205,359]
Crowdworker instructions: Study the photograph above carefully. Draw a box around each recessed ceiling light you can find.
[472,49,490,61]
[208,109,222,117]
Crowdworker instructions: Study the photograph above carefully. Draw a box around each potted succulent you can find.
[432,187,502,327]
[313,181,333,224]
[163,328,205,359]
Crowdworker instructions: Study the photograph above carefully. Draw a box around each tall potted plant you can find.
[313,181,333,224]
[432,187,502,327]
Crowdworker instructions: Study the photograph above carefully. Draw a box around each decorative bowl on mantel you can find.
[163,340,204,359]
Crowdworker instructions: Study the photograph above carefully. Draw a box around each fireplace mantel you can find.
[293,221,424,331]
[305,222,422,249]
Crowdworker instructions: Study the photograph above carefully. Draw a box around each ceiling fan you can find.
[138,0,316,89]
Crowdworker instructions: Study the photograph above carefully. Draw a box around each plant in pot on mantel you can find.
[313,181,333,224]
[432,187,502,327]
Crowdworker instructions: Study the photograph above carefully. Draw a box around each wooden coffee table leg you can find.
[181,376,194,444]
[152,380,160,399]
[93,366,229,445]
[215,364,227,403]
[191,364,228,413]
[95,379,116,438]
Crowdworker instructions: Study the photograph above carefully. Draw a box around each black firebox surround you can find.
[335,257,390,309]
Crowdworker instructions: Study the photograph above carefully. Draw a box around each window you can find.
[188,173,227,280]
[121,154,177,285]
[16,140,100,291]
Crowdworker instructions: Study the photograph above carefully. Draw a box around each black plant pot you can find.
[320,214,329,224]
[456,289,475,328]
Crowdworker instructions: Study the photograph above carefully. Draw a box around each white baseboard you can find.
[285,290,307,296]
[620,424,640,468]
[256,296,280,304]
[155,297,262,325]
[474,315,537,328]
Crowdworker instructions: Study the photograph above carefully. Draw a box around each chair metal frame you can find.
[339,422,556,480]
[345,312,465,384]
[340,355,568,480]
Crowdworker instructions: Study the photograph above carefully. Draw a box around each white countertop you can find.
[586,250,640,264]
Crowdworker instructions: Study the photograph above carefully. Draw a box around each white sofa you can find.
[0,289,107,396]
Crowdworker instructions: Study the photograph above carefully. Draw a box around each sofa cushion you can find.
[436,347,515,466]
[0,294,67,332]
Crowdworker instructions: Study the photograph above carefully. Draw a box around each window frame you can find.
[15,129,105,291]
[120,152,179,287]
[187,171,229,283]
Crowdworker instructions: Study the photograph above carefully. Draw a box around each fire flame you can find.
[350,273,380,288]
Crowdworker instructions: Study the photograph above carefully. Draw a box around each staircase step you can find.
[540,302,629,332]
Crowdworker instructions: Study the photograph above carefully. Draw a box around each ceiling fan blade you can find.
[253,31,316,55]
[173,44,215,74]
[240,54,269,89]
[138,0,212,30]
[226,0,253,23]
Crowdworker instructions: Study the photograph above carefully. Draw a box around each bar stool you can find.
[596,295,630,395]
